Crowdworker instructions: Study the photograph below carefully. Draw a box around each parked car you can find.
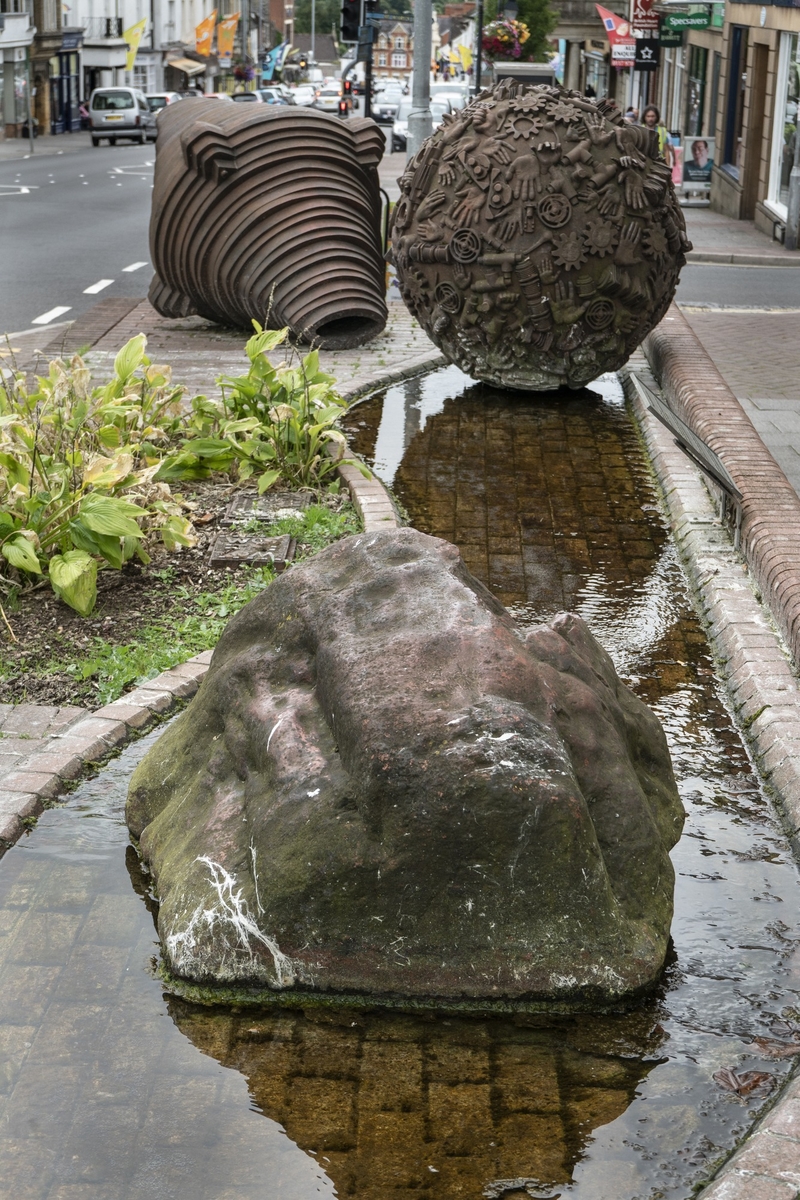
[314,86,342,112]
[203,92,234,101]
[292,84,318,107]
[145,91,182,112]
[258,87,294,104]
[89,87,157,145]
[391,98,451,152]
[231,90,264,102]
[430,83,469,110]
[374,87,404,124]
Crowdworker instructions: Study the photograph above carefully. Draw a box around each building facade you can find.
[374,19,413,84]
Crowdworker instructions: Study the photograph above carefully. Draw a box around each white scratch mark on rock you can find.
[165,856,296,987]
[266,717,284,751]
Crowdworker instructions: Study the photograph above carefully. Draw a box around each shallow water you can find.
[0,367,799,1200]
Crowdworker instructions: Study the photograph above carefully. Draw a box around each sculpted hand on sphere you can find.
[505,153,540,201]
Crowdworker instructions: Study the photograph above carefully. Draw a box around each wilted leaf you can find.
[84,452,135,488]
[713,1067,774,1095]
[160,515,197,551]
[49,549,97,616]
[2,533,42,574]
[745,1037,800,1060]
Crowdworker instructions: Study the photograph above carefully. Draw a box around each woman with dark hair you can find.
[642,104,674,166]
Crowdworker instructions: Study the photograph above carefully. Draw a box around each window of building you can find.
[686,44,708,136]
[378,34,387,48]
[768,31,800,216]
[378,52,387,66]
[723,25,748,173]
[394,36,404,49]
[391,52,406,68]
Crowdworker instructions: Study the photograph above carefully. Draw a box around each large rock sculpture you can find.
[393,84,692,390]
[148,102,387,348]
[127,529,684,1004]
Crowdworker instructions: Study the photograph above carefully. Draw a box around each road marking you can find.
[83,279,114,295]
[0,185,38,196]
[32,306,71,325]
[122,261,148,272]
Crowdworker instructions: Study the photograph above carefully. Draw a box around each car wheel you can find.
[109,137,116,145]
[91,136,99,146]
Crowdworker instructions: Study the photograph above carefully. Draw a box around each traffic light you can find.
[298,55,308,69]
[343,77,353,96]
[338,97,349,118]
[340,0,359,43]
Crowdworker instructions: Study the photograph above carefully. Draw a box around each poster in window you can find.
[682,136,715,189]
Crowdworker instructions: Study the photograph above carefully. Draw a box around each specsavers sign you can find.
[664,11,711,29]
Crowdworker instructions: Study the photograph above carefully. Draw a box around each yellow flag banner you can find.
[217,12,240,64]
[123,17,147,71]
[457,43,473,71]
[195,10,217,56]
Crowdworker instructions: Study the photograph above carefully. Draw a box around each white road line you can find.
[83,279,114,295]
[122,261,148,272]
[32,306,72,325]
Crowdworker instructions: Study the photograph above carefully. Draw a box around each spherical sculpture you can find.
[392,84,692,391]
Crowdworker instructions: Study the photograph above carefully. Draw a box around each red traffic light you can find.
[343,78,353,94]
[338,98,349,118]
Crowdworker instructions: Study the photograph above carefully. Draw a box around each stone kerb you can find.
[643,305,800,673]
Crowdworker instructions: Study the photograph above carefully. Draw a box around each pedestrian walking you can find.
[642,104,673,167]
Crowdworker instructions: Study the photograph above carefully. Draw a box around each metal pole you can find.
[310,0,315,61]
[473,0,483,97]
[25,52,34,153]
[785,125,800,252]
[406,0,431,158]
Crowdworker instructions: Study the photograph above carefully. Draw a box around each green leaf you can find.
[113,334,147,384]
[257,469,281,494]
[96,424,122,449]
[2,534,42,574]
[302,349,319,378]
[49,549,97,617]
[79,494,145,539]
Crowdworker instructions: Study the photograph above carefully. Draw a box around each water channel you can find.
[1,366,799,1199]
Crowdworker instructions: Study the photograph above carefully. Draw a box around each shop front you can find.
[0,11,35,139]
[49,31,82,135]
[765,29,800,224]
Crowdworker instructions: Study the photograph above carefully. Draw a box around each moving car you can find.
[259,87,294,104]
[292,84,318,107]
[313,86,342,112]
[145,92,182,113]
[374,86,404,124]
[430,83,469,110]
[391,98,451,152]
[89,87,157,145]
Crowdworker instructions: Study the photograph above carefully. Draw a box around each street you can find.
[0,140,154,336]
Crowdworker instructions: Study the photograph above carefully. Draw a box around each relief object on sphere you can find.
[392,83,692,391]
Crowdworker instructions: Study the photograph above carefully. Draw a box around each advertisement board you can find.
[682,136,715,191]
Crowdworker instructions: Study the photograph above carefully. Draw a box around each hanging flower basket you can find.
[481,19,531,61]
[233,60,256,81]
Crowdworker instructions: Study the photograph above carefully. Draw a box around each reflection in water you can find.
[1,367,799,1198]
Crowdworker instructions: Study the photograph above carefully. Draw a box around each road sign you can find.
[663,11,710,29]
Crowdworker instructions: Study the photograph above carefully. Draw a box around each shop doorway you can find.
[49,51,80,134]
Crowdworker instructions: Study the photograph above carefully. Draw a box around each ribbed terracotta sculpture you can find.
[148,102,387,349]
[393,83,692,390]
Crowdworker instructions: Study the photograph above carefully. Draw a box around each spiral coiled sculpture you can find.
[393,83,692,390]
[148,101,387,349]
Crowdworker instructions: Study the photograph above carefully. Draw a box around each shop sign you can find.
[612,40,636,63]
[634,35,660,68]
[664,12,711,29]
[660,20,684,44]
[682,135,714,192]
[711,3,724,28]
[61,31,83,49]
[631,0,659,33]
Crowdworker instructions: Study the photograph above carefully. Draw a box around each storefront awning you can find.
[167,57,206,76]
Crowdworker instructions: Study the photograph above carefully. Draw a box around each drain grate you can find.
[220,492,313,527]
[209,532,296,570]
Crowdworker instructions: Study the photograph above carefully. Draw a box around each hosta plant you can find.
[156,325,370,493]
[0,336,196,615]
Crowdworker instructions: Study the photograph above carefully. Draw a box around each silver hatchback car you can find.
[89,87,157,146]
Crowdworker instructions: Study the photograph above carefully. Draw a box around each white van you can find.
[89,87,158,146]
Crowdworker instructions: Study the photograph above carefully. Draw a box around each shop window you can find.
[709,51,721,138]
[686,44,708,136]
[723,26,748,174]
[768,31,799,214]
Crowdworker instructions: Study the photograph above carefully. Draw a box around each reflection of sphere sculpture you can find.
[149,102,387,349]
[392,84,692,391]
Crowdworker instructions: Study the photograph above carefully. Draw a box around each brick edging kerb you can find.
[643,304,800,670]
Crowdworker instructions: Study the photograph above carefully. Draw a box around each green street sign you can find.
[660,24,684,44]
[664,11,711,29]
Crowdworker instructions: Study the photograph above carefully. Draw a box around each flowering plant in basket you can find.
[481,18,530,60]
